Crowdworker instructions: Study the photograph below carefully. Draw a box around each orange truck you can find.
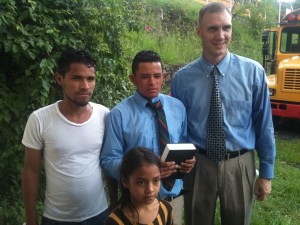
[262,8,300,121]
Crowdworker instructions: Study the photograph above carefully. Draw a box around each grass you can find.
[251,137,300,225]
[124,21,263,68]
[125,28,201,65]
[212,134,300,225]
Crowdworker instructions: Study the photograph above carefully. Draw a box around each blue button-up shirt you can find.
[100,91,187,198]
[171,52,276,179]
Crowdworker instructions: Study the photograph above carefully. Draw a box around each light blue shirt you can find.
[171,52,276,179]
[100,91,187,198]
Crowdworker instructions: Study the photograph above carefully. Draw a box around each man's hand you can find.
[160,161,178,179]
[179,156,196,174]
[254,178,272,201]
[160,156,196,178]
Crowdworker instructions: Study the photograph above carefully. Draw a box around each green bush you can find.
[0,0,135,223]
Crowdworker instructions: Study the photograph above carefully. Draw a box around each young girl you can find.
[105,147,173,225]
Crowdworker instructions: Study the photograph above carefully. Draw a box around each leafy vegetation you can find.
[1,0,299,224]
[0,0,135,223]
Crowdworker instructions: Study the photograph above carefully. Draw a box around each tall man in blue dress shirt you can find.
[101,50,196,225]
[171,3,276,225]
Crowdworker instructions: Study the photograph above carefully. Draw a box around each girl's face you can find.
[122,163,160,206]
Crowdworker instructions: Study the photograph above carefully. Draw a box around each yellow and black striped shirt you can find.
[105,199,173,225]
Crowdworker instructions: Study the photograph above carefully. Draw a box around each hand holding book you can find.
[160,143,196,179]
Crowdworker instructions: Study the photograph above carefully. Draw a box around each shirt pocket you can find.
[224,100,252,128]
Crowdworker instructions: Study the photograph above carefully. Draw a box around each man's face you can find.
[55,63,96,107]
[129,62,165,100]
[197,9,232,65]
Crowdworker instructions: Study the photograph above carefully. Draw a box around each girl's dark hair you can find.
[57,47,96,76]
[119,147,160,220]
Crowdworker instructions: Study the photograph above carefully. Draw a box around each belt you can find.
[197,148,249,160]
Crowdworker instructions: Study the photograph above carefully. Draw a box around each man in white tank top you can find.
[22,48,109,225]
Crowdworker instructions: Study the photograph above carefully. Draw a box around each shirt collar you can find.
[133,91,163,109]
[199,52,231,77]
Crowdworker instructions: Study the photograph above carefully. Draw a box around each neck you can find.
[58,100,92,124]
[130,198,159,224]
[203,50,228,66]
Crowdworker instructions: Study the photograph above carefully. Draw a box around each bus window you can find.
[281,27,300,53]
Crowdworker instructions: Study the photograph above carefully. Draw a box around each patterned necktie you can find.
[206,66,226,163]
[147,100,170,152]
[147,100,174,191]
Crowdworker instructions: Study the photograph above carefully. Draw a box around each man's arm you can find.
[22,147,42,225]
[252,68,276,201]
[100,110,124,209]
[178,107,196,174]
[100,110,124,181]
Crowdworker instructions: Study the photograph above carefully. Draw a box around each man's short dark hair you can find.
[57,48,96,76]
[131,50,163,75]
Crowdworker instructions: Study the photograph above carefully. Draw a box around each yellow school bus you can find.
[262,8,300,120]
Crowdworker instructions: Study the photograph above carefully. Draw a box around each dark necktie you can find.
[206,67,226,163]
[148,100,170,152]
[147,100,174,191]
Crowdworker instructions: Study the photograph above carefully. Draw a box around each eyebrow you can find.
[135,175,161,179]
[208,24,232,29]
[223,24,232,29]
[70,74,95,77]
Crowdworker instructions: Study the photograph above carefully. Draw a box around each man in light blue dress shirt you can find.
[101,50,196,225]
[171,3,276,225]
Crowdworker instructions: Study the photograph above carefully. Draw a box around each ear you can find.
[196,25,202,39]
[129,74,137,86]
[121,176,129,188]
[55,72,63,86]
